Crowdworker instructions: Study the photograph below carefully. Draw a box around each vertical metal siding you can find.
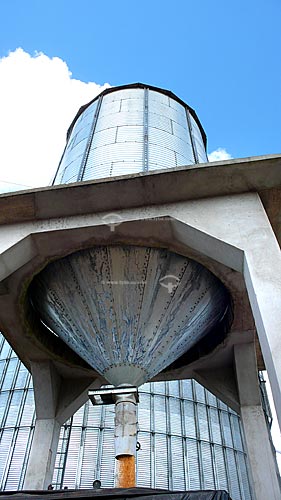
[53,86,207,185]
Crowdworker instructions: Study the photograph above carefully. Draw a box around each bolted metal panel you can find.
[55,100,99,185]
[29,245,230,387]
[53,84,207,185]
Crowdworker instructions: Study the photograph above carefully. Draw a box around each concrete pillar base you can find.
[23,360,101,490]
[234,343,281,500]
[24,418,61,490]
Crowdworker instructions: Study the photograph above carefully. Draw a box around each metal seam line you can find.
[51,141,68,185]
[77,95,103,182]
[54,419,71,488]
[143,88,149,172]
[186,108,199,164]
[96,406,105,480]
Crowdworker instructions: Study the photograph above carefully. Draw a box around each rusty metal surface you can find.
[29,246,230,387]
[116,456,136,488]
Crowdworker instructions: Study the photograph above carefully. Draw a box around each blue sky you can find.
[0,0,280,161]
[0,0,280,466]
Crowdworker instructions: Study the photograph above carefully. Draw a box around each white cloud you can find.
[0,51,234,192]
[208,148,232,162]
[0,48,110,192]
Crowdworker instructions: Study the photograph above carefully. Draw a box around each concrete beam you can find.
[57,377,103,424]
[0,154,281,227]
[169,194,281,430]
[194,366,239,413]
[31,361,60,420]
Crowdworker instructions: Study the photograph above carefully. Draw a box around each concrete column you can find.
[234,343,281,500]
[170,194,281,429]
[23,360,101,490]
[23,361,61,490]
[24,418,61,490]
[244,247,281,431]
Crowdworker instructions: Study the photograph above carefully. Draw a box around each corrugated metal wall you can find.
[53,87,208,185]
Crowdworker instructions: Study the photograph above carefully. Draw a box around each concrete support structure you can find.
[0,155,281,492]
[24,362,60,489]
[234,343,281,500]
[171,191,281,430]
[24,418,61,490]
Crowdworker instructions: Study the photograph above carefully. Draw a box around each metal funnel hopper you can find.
[29,245,231,387]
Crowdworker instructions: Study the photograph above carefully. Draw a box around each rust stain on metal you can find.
[116,455,136,488]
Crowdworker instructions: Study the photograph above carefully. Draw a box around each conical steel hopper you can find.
[29,245,230,387]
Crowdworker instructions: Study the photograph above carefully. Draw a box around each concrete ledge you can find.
[0,155,281,230]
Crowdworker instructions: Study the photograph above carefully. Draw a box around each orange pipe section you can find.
[116,455,136,488]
